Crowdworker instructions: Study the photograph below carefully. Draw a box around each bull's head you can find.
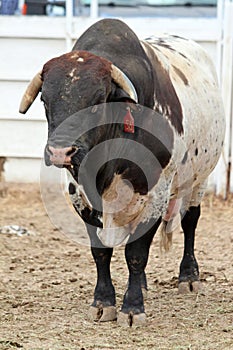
[19,50,138,168]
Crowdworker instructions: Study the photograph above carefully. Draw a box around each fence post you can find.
[90,0,98,18]
[215,0,233,197]
[66,0,74,51]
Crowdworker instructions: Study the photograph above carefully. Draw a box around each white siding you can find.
[4,158,42,183]
[0,80,44,118]
[0,37,66,81]
[0,118,46,158]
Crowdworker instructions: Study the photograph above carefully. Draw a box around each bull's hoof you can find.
[117,311,146,327]
[89,305,117,322]
[178,281,204,294]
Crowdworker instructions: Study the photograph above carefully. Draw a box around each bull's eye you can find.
[66,146,78,157]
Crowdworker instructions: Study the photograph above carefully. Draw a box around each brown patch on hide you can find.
[41,50,113,112]
[42,50,112,83]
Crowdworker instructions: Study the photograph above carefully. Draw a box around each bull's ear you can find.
[19,71,43,114]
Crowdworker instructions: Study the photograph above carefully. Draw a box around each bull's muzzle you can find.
[45,145,78,166]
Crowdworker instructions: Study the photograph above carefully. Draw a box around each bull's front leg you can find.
[87,226,117,322]
[118,219,161,327]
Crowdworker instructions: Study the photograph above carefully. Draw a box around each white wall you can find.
[0,15,222,183]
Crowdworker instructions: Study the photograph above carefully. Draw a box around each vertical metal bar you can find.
[216,0,224,84]
[90,0,98,19]
[216,0,233,197]
[66,0,73,51]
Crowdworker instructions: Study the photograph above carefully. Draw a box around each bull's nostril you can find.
[66,146,78,157]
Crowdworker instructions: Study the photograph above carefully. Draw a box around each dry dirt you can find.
[0,183,232,350]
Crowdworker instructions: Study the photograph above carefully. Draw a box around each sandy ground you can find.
[0,183,232,350]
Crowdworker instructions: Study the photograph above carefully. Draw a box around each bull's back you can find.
[141,35,225,189]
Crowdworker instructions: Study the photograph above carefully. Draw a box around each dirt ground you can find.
[0,183,232,350]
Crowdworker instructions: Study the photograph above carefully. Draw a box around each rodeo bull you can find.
[19,19,225,326]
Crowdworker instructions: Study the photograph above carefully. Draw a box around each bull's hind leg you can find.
[118,219,161,327]
[87,227,117,322]
[179,205,202,293]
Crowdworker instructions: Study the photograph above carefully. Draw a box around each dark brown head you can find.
[19,50,138,168]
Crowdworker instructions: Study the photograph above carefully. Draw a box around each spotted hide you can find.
[19,19,225,327]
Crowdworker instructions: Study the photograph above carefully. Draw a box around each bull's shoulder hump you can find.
[73,18,143,57]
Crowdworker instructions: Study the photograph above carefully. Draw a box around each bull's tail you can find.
[159,215,181,251]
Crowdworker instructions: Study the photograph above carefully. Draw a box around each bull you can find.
[19,19,225,326]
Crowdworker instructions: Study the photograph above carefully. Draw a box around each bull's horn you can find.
[19,71,43,114]
[111,65,138,103]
